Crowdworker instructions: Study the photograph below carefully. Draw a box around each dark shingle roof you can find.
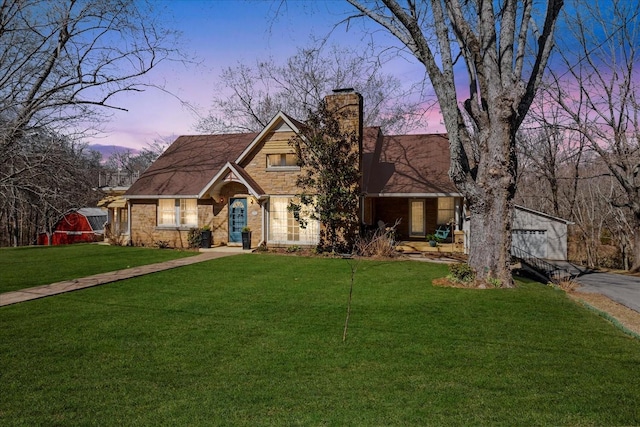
[126,128,458,198]
[364,133,457,195]
[126,133,257,197]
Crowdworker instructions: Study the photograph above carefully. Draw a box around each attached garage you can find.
[511,206,572,261]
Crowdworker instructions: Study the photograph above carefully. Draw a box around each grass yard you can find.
[1,254,639,425]
[0,244,196,293]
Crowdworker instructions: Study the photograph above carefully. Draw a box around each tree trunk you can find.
[468,194,514,287]
[453,98,518,287]
[630,216,640,272]
[464,129,517,287]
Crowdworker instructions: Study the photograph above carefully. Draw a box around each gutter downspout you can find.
[257,198,266,248]
[127,200,132,246]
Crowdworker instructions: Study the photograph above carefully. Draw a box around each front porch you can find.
[396,230,466,255]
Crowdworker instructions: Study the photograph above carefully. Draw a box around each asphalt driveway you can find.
[575,271,640,313]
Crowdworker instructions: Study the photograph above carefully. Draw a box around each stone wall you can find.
[241,130,301,195]
[130,199,216,248]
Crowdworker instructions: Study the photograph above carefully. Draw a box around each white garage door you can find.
[512,229,547,259]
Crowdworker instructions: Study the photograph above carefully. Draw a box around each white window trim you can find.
[268,196,319,245]
[157,198,198,228]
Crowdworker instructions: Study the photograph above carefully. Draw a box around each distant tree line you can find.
[0,0,180,247]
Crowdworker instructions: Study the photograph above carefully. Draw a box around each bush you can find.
[354,220,400,258]
[155,240,171,249]
[187,228,202,249]
[448,262,475,284]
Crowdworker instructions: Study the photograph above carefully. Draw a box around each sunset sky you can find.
[93,0,437,151]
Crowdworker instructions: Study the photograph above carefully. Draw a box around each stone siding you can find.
[241,131,301,195]
[130,199,217,248]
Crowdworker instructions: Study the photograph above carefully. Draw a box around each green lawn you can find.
[0,244,196,293]
[1,254,639,425]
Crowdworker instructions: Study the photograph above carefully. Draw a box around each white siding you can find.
[512,208,568,261]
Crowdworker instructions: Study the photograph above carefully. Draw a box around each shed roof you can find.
[73,208,107,232]
[514,205,574,225]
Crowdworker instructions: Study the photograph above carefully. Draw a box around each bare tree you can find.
[101,138,168,187]
[0,130,102,246]
[196,44,427,134]
[515,89,586,219]
[344,0,563,286]
[0,0,181,246]
[549,0,640,270]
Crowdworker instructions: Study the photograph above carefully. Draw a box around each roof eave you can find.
[365,192,463,198]
[198,162,264,200]
[124,195,200,200]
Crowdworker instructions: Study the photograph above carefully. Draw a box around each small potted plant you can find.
[200,225,212,248]
[241,226,252,250]
[425,233,441,247]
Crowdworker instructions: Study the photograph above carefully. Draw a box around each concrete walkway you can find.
[0,247,246,307]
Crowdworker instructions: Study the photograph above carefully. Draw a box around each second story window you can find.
[266,153,298,169]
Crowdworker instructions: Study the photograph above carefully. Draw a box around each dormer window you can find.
[266,153,298,170]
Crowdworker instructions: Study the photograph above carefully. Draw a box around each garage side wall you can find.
[512,209,568,261]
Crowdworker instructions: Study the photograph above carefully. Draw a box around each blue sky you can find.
[89,1,616,152]
[96,0,429,150]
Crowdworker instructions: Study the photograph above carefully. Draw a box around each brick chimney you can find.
[325,88,363,141]
[324,88,363,172]
[325,88,364,232]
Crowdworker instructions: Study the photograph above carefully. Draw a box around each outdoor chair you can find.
[435,226,450,241]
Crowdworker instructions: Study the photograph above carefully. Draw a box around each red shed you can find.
[39,208,107,245]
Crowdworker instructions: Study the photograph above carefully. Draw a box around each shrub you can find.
[187,228,202,249]
[448,262,475,284]
[155,240,171,249]
[354,220,400,258]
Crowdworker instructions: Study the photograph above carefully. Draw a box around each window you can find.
[117,207,128,234]
[269,197,319,244]
[157,199,197,227]
[266,153,298,168]
[437,197,456,225]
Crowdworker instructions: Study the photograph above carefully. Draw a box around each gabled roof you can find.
[235,112,302,165]
[77,207,107,218]
[58,208,107,232]
[126,133,257,198]
[199,162,266,200]
[363,133,460,196]
[126,119,461,199]
[514,205,574,225]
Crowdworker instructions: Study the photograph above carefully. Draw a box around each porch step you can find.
[396,241,463,254]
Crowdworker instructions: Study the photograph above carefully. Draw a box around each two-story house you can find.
[124,89,464,250]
